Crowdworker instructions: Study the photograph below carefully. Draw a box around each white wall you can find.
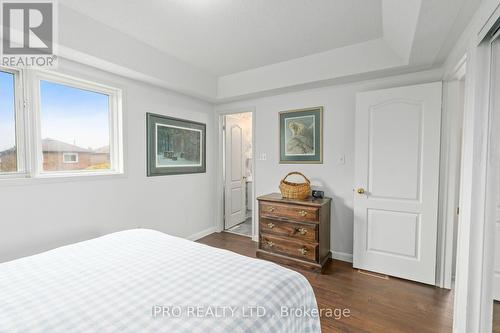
[0,58,216,263]
[216,69,443,257]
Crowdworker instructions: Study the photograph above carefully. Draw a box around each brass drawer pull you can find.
[268,207,276,213]
[298,210,308,217]
[266,241,275,247]
[267,223,275,229]
[295,227,307,235]
[298,247,308,256]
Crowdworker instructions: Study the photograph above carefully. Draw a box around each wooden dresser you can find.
[256,193,331,272]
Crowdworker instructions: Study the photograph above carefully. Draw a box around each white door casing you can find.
[494,38,500,303]
[353,82,442,285]
[224,115,246,229]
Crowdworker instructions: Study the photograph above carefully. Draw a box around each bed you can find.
[0,229,320,332]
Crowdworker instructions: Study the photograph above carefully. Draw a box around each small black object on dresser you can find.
[256,193,332,273]
[311,190,324,199]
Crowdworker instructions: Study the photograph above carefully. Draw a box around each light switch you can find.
[337,154,345,165]
[258,153,267,161]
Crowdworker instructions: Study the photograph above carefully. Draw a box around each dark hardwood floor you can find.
[198,232,454,333]
[494,301,500,333]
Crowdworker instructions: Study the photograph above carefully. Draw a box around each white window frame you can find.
[28,70,123,178]
[0,67,27,179]
[62,152,79,164]
[0,67,124,182]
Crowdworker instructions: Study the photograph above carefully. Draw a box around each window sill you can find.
[0,170,126,186]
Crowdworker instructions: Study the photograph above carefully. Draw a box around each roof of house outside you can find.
[94,145,110,154]
[42,138,92,153]
[0,146,15,156]
[1,139,109,154]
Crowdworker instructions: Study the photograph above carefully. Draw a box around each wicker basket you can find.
[279,172,311,200]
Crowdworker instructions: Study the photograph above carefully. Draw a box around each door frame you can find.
[452,7,500,332]
[436,57,467,289]
[215,107,257,241]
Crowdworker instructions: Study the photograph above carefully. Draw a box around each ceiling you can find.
[61,0,383,76]
[58,0,480,101]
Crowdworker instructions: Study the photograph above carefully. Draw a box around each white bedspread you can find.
[0,229,320,333]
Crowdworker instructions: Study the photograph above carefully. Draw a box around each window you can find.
[39,80,112,172]
[34,74,122,175]
[0,67,123,180]
[63,153,78,164]
[0,70,20,174]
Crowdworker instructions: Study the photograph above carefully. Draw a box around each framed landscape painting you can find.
[279,107,323,164]
[147,113,206,176]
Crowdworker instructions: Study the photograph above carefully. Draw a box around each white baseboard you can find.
[186,226,219,241]
[332,251,353,263]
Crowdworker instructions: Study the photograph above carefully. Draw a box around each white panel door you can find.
[224,116,246,229]
[353,82,442,285]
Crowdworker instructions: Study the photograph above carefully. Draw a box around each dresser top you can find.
[257,193,331,207]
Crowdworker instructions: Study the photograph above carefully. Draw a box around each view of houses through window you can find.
[39,80,111,172]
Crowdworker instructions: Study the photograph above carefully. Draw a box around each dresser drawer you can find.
[260,234,317,262]
[260,218,317,242]
[260,201,319,223]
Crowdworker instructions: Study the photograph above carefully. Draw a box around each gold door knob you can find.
[298,210,308,217]
[298,247,308,256]
[268,207,275,213]
[295,227,307,235]
[356,188,365,194]
[266,241,274,247]
[267,223,275,229]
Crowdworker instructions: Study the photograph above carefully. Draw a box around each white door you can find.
[353,82,442,285]
[224,115,246,229]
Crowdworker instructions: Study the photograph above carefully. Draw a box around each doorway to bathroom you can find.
[222,112,253,237]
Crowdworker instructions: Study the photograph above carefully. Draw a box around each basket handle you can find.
[282,172,310,184]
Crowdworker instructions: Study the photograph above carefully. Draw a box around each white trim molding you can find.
[436,70,466,290]
[186,226,220,241]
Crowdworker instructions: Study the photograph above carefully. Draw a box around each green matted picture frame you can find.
[279,106,323,164]
[147,113,206,176]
